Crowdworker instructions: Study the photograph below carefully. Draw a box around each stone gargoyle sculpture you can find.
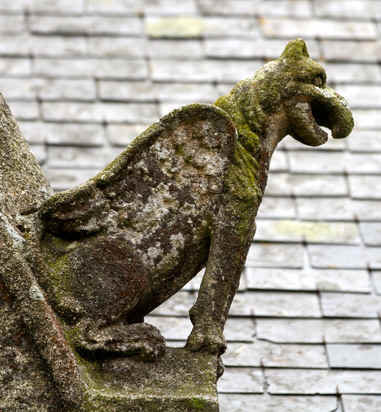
[0,39,354,410]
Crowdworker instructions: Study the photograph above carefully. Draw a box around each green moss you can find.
[187,397,209,409]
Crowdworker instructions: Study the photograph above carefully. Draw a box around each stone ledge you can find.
[80,347,219,412]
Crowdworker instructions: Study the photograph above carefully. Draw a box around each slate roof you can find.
[2,0,381,411]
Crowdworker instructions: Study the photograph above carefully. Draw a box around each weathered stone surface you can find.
[0,40,354,409]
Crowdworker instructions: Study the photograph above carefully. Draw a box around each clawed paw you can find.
[75,321,166,362]
[185,326,226,355]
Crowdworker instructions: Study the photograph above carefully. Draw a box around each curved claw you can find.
[185,326,226,355]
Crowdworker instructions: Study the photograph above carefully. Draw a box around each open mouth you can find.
[287,99,329,147]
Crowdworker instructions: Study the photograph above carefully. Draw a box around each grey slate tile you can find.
[0,58,31,76]
[260,18,377,40]
[246,268,370,293]
[144,0,197,16]
[45,168,99,191]
[327,344,381,369]
[336,85,381,109]
[324,63,381,84]
[322,40,381,62]
[29,16,144,36]
[315,0,380,19]
[267,369,381,394]
[223,340,327,368]
[29,0,85,13]
[151,59,263,83]
[106,124,148,146]
[145,316,192,341]
[10,101,40,121]
[256,197,296,219]
[257,318,381,343]
[147,40,203,58]
[321,292,381,318]
[353,200,381,221]
[308,245,367,269]
[205,38,319,59]
[44,123,105,146]
[366,247,381,270]
[219,395,337,412]
[246,243,304,268]
[350,175,381,200]
[201,17,259,37]
[360,223,381,246]
[288,151,346,174]
[290,174,348,196]
[224,318,255,342]
[342,395,381,412]
[347,130,381,152]
[87,37,147,58]
[85,0,143,15]
[296,198,354,221]
[33,58,149,80]
[217,367,264,393]
[248,291,321,318]
[352,109,381,129]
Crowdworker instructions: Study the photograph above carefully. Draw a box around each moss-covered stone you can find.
[0,39,354,411]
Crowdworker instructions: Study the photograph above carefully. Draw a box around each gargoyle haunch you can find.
[4,40,354,366]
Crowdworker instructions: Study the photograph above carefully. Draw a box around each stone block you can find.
[76,348,219,411]
[315,0,377,19]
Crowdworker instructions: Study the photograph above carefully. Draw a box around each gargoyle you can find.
[0,39,354,407]
[38,39,353,358]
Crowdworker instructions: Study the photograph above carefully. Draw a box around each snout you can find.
[285,85,354,146]
[310,86,354,139]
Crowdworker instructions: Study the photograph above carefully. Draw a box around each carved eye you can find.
[313,75,324,88]
[313,75,325,87]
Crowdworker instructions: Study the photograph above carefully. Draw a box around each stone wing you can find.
[40,104,237,237]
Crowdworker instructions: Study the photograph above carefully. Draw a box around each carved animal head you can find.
[226,39,354,146]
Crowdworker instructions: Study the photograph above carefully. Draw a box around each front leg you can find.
[186,198,257,355]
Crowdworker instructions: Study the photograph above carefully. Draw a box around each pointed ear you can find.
[281,38,309,60]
